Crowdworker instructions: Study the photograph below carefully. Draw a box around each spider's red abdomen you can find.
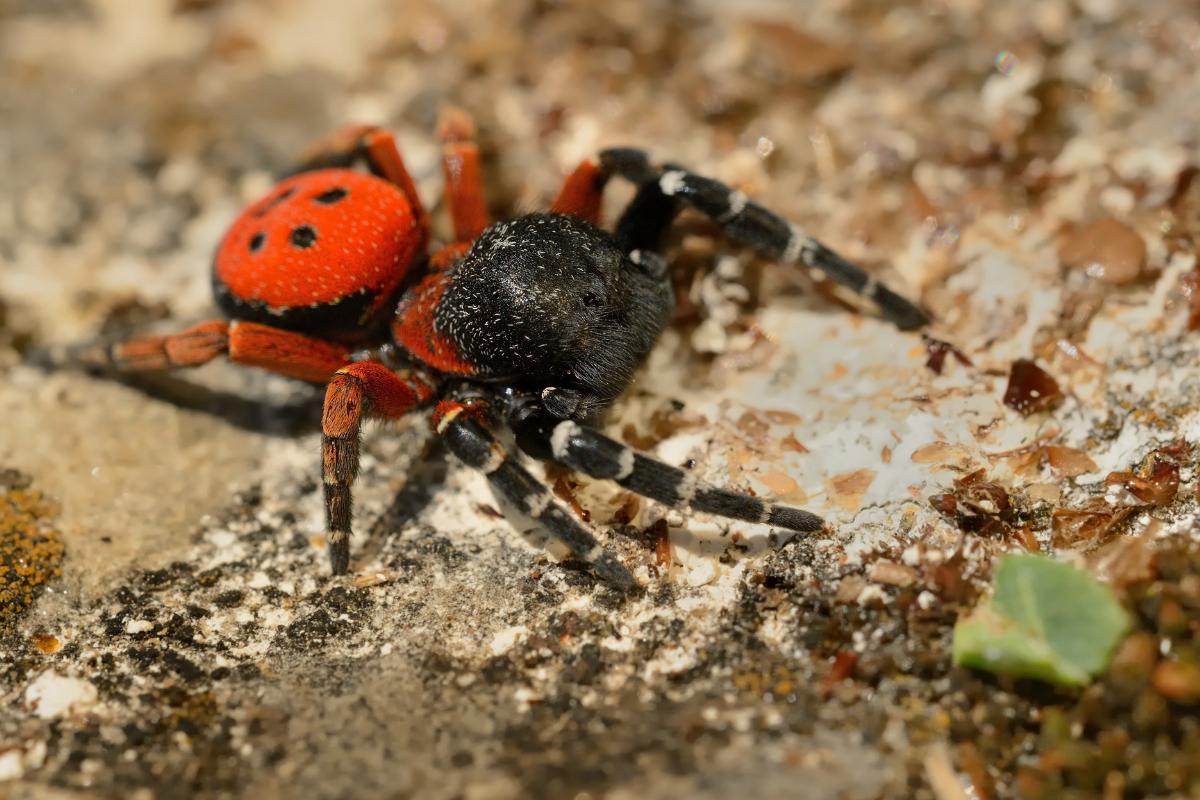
[212,168,423,340]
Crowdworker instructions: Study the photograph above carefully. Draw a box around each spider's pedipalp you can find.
[511,412,826,535]
[596,147,930,331]
[436,400,639,592]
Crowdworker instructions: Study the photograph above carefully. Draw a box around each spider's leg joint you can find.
[675,471,699,505]
[658,170,687,196]
[435,405,464,434]
[720,190,748,222]
[439,408,638,591]
[550,420,582,461]
[480,444,505,475]
[783,223,811,264]
[629,249,668,279]
[614,447,635,481]
[513,413,825,537]
[525,489,554,518]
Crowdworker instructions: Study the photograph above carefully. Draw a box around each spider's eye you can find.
[581,291,603,308]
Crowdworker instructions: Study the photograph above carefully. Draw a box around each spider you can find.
[35,107,928,591]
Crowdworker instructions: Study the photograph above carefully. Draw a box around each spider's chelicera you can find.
[37,108,929,591]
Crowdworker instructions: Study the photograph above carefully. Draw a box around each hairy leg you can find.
[437,106,490,244]
[434,400,638,592]
[597,147,930,331]
[32,320,352,384]
[293,123,428,232]
[322,362,436,574]
[510,410,825,534]
[549,158,610,225]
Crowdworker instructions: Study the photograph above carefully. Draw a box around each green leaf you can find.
[952,553,1131,686]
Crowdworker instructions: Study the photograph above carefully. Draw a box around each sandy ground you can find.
[3,1,1200,798]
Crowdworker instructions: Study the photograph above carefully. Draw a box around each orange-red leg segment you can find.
[430,242,473,272]
[226,321,352,383]
[437,106,490,243]
[46,320,353,384]
[550,158,610,225]
[321,362,436,574]
[109,320,231,371]
[296,123,428,232]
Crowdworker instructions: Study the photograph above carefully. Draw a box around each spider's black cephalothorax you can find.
[34,110,930,591]
[435,213,673,419]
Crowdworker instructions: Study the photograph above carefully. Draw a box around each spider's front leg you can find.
[433,399,639,592]
[574,148,930,331]
[31,320,353,384]
[321,363,436,574]
[509,409,826,535]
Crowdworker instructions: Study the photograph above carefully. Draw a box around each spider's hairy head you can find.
[435,213,673,417]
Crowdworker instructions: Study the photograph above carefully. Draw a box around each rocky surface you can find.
[3,1,1200,798]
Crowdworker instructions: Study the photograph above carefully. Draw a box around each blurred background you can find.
[6,0,1192,348]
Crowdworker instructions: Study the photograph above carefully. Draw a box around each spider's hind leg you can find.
[30,320,352,384]
[598,147,930,331]
[509,410,825,536]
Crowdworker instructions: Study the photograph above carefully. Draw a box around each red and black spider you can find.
[35,108,928,591]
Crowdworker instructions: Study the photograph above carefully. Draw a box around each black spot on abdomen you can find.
[313,187,348,205]
[248,231,266,252]
[253,187,296,217]
[289,225,318,249]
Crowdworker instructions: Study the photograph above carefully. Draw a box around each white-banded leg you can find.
[597,147,930,331]
[511,412,826,534]
[434,400,639,592]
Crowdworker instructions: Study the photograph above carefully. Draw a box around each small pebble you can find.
[1152,661,1200,704]
[24,671,98,720]
[1058,217,1146,285]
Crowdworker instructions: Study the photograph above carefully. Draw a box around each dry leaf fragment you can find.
[781,433,809,453]
[828,468,875,512]
[911,441,972,465]
[1087,525,1157,587]
[755,470,803,500]
[647,519,673,577]
[923,334,972,375]
[1104,447,1183,507]
[1051,499,1135,548]
[820,650,859,696]
[1179,269,1200,331]
[31,633,61,654]
[930,469,1013,537]
[1045,446,1098,477]
[1003,359,1065,415]
[552,476,590,522]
